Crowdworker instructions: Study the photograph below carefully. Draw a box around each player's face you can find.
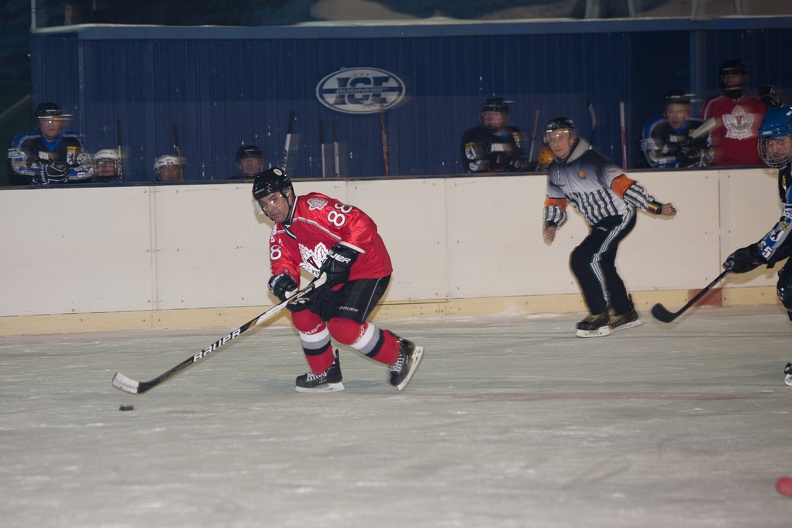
[96,159,118,179]
[38,117,66,141]
[766,135,792,162]
[664,103,690,129]
[721,72,744,88]
[239,157,263,178]
[482,111,507,128]
[258,191,291,222]
[157,165,182,182]
[546,130,573,159]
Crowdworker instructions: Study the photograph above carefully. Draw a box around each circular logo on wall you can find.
[316,67,406,115]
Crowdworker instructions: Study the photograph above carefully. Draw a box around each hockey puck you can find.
[118,404,134,411]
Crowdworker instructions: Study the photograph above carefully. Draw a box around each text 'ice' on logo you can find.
[316,67,406,114]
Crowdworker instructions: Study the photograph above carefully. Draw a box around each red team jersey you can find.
[700,94,765,166]
[268,192,393,285]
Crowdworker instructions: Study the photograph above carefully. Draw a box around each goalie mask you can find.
[758,107,792,168]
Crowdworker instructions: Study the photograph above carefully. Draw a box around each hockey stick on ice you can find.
[650,270,729,323]
[111,276,325,394]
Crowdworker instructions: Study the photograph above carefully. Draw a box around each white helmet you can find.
[94,149,120,163]
[154,155,180,173]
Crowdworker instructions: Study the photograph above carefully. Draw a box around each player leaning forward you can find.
[542,118,677,337]
[253,168,424,391]
[721,107,792,385]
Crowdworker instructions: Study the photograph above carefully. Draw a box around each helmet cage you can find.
[758,107,792,167]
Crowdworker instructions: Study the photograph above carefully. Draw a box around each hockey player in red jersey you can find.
[542,117,677,337]
[253,168,424,391]
[700,59,766,167]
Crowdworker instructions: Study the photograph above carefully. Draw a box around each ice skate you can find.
[576,311,610,338]
[389,336,424,390]
[295,351,345,392]
[784,362,792,387]
[609,297,642,332]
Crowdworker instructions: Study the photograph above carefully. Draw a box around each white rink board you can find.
[0,168,782,318]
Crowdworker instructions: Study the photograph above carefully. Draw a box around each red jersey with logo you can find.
[700,94,765,166]
[268,192,393,285]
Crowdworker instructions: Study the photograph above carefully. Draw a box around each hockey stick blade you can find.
[651,270,729,323]
[111,276,325,395]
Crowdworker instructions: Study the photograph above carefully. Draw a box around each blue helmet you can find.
[758,107,792,167]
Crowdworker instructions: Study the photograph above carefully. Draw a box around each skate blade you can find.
[611,320,642,332]
[295,382,345,393]
[576,326,611,338]
[395,346,425,391]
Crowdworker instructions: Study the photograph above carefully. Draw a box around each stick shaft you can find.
[112,277,322,394]
[619,101,627,169]
[651,270,729,323]
[282,111,295,171]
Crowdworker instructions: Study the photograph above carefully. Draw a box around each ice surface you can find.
[1,306,790,527]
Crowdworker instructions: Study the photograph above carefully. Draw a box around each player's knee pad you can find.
[291,308,324,334]
[327,317,365,346]
[777,266,792,310]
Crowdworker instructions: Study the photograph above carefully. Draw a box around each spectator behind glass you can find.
[154,155,184,182]
[641,90,713,169]
[93,149,123,183]
[460,97,532,173]
[8,102,93,185]
[700,59,766,166]
[235,144,265,179]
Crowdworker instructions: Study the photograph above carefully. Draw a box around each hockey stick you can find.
[379,105,390,176]
[171,122,181,158]
[282,111,295,171]
[115,119,124,182]
[319,119,326,178]
[332,119,340,177]
[689,117,717,139]
[111,276,325,394]
[619,101,627,169]
[528,109,541,163]
[650,270,729,323]
[587,101,597,148]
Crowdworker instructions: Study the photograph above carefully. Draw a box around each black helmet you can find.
[544,117,576,144]
[719,59,747,98]
[236,144,262,162]
[252,168,293,201]
[33,102,71,129]
[663,90,691,107]
[481,97,510,114]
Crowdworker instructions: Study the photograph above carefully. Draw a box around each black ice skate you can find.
[389,336,425,390]
[784,362,792,387]
[576,311,611,338]
[609,296,642,332]
[295,351,345,392]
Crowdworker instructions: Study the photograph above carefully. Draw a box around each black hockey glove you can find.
[320,244,359,288]
[723,244,765,274]
[676,142,702,168]
[267,272,297,302]
[38,162,69,184]
[760,85,783,110]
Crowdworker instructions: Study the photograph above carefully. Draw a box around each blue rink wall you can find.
[29,17,792,182]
